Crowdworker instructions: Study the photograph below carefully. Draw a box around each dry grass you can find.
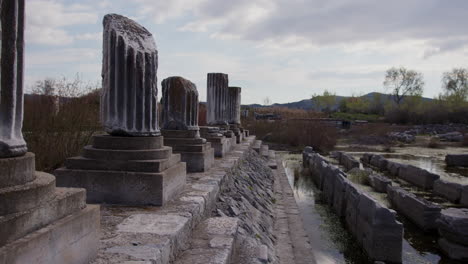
[427,137,441,148]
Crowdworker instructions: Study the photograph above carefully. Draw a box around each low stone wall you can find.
[368,173,392,193]
[362,153,468,205]
[387,185,441,231]
[332,151,360,171]
[303,150,403,263]
[446,154,468,167]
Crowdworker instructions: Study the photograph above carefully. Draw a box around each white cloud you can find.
[26,0,98,45]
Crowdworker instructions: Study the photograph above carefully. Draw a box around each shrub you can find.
[23,76,101,172]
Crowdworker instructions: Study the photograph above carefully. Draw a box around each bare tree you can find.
[442,68,468,102]
[383,67,424,106]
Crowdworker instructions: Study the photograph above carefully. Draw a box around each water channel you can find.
[282,153,464,264]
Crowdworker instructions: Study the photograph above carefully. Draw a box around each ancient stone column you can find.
[227,86,241,125]
[161,76,199,131]
[0,0,27,158]
[206,73,228,126]
[101,14,159,136]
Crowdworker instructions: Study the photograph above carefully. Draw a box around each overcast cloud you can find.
[25,0,468,103]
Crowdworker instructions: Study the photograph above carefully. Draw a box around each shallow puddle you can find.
[282,154,463,264]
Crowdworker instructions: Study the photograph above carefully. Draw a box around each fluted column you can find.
[161,76,199,130]
[0,0,27,158]
[206,73,228,126]
[227,86,241,125]
[101,14,159,136]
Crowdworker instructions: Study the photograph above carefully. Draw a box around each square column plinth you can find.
[162,130,214,172]
[0,153,100,264]
[199,126,230,158]
[54,135,186,206]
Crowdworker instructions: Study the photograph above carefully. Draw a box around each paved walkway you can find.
[273,157,317,264]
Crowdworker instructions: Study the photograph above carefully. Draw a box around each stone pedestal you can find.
[200,126,229,158]
[55,135,186,205]
[162,130,214,172]
[161,76,215,172]
[0,153,100,264]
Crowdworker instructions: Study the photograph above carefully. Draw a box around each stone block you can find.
[370,155,388,171]
[340,153,360,171]
[356,193,402,263]
[0,205,100,264]
[0,153,35,188]
[438,238,468,261]
[208,137,229,158]
[387,186,441,231]
[445,154,468,167]
[55,162,186,206]
[386,161,402,176]
[461,185,468,207]
[433,179,463,203]
[436,208,468,246]
[398,164,440,189]
[344,181,362,237]
[179,147,215,172]
[0,188,85,247]
[360,153,373,165]
[368,173,392,193]
[92,135,164,150]
[332,174,348,218]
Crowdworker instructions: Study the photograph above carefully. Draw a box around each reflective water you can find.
[283,154,463,264]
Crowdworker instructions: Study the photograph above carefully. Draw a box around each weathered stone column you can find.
[206,73,228,126]
[161,76,199,131]
[101,14,159,136]
[0,0,27,158]
[227,86,241,125]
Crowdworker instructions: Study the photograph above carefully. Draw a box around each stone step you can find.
[0,172,56,216]
[161,129,200,138]
[260,145,269,158]
[55,161,187,206]
[82,145,173,161]
[253,140,262,153]
[0,187,85,247]
[174,217,239,264]
[65,154,181,173]
[164,137,207,145]
[0,153,36,188]
[92,134,164,150]
[172,144,208,153]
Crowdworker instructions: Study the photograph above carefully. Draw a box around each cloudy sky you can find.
[25,0,468,104]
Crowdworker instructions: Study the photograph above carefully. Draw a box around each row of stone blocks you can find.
[331,151,360,171]
[303,150,403,263]
[359,154,468,261]
[0,153,100,264]
[361,153,468,206]
[91,136,257,263]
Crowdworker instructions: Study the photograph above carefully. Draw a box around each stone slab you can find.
[0,205,100,264]
[436,208,468,246]
[0,152,35,188]
[369,173,392,193]
[55,162,187,206]
[461,185,468,207]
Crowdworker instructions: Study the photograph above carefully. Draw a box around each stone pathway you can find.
[273,157,316,264]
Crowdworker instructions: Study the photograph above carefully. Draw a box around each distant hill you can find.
[243,92,434,110]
